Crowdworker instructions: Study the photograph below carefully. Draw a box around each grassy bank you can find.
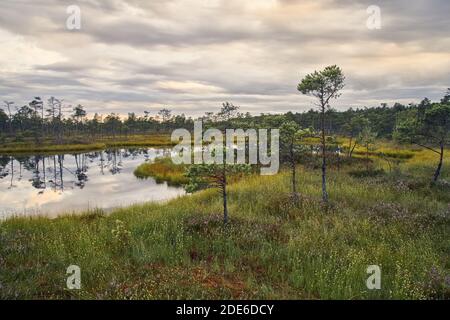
[1,158,449,299]
[134,158,189,186]
[0,134,174,154]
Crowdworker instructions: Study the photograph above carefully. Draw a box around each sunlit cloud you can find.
[0,0,448,117]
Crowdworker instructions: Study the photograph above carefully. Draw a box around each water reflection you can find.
[0,148,183,218]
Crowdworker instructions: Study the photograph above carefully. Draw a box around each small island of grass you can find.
[134,157,189,186]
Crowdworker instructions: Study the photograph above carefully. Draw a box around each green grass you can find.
[134,158,189,186]
[0,142,108,154]
[0,134,175,155]
[1,156,449,299]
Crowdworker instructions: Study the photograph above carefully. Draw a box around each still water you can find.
[0,148,185,219]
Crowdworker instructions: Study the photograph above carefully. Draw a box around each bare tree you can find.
[158,108,172,123]
[3,101,14,135]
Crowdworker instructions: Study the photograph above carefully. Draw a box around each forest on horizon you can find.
[1,90,449,141]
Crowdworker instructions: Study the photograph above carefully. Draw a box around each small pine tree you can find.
[185,157,251,224]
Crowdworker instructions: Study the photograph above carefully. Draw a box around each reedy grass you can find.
[134,158,189,186]
[0,156,449,299]
[0,134,174,155]
[0,143,107,154]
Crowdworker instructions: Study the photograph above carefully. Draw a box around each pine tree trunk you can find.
[366,144,369,172]
[290,143,297,196]
[350,141,357,158]
[321,106,328,203]
[348,136,353,157]
[222,165,228,224]
[433,143,444,183]
[292,160,300,205]
[292,161,297,195]
[7,106,12,135]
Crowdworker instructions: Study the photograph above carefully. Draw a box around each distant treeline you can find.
[0,95,448,144]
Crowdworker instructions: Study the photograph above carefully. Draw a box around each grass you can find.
[350,144,417,160]
[0,134,174,154]
[0,149,449,299]
[134,158,189,186]
[0,143,108,154]
[101,135,176,147]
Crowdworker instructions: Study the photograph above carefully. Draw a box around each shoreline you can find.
[1,168,448,299]
[0,134,175,155]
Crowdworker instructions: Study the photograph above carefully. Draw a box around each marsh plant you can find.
[111,219,132,248]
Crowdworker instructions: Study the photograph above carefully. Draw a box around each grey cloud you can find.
[0,0,448,117]
[35,62,91,73]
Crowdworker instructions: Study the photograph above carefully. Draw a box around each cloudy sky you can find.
[0,0,449,118]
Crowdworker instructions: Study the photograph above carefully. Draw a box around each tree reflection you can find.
[74,153,88,188]
[30,156,46,191]
[9,156,16,189]
[0,148,165,193]
[106,149,122,175]
[0,156,9,179]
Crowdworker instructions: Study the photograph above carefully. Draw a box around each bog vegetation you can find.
[0,67,449,299]
[1,148,449,299]
[134,158,188,186]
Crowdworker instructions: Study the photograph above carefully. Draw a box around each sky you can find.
[0,0,449,118]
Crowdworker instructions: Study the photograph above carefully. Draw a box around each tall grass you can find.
[0,134,174,155]
[134,158,188,186]
[0,143,107,154]
[1,157,449,299]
